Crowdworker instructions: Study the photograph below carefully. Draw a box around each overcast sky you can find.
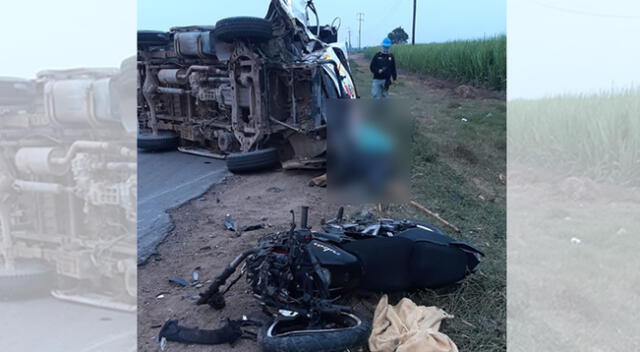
[137,0,506,47]
[509,0,640,99]
[0,0,135,78]
[1,0,638,99]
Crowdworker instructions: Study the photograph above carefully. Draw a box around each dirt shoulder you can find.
[138,170,341,352]
[139,55,507,352]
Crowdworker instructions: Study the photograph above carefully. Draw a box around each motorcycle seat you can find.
[341,228,481,292]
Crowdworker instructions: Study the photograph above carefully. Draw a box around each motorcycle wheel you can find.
[258,311,371,352]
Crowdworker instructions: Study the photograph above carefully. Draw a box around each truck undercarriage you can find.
[138,0,356,171]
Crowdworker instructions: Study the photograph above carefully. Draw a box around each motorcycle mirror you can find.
[300,206,309,229]
[336,206,344,223]
[290,209,296,230]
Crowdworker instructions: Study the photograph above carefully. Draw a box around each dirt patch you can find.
[454,85,477,99]
[137,170,377,352]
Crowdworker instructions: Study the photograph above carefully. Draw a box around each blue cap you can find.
[382,37,391,47]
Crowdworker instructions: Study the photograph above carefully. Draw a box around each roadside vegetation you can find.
[508,89,640,350]
[363,35,506,90]
[509,88,640,185]
[350,55,507,351]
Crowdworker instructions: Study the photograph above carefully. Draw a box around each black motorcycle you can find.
[190,206,483,352]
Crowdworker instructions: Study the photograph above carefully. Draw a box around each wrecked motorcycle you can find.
[184,207,483,352]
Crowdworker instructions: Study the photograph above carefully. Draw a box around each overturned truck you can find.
[137,0,357,172]
[0,61,137,310]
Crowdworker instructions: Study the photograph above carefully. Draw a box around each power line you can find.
[357,12,364,49]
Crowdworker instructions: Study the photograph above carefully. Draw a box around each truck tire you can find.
[138,130,179,151]
[226,147,280,173]
[138,30,170,49]
[213,17,273,43]
[259,312,371,352]
[0,260,53,300]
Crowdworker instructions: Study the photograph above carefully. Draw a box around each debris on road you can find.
[266,186,283,193]
[308,173,327,188]
[191,267,201,283]
[241,224,264,232]
[224,214,236,231]
[169,277,189,287]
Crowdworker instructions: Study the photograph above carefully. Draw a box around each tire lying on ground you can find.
[137,130,179,151]
[226,147,280,173]
[0,260,53,300]
[213,17,273,43]
[258,311,371,352]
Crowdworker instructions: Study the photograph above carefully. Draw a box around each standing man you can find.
[370,37,397,99]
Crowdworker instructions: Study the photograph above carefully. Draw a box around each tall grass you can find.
[509,88,640,185]
[363,35,506,90]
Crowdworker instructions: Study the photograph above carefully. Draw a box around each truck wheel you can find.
[213,17,273,43]
[259,312,371,352]
[226,147,280,173]
[138,130,179,152]
[0,260,53,300]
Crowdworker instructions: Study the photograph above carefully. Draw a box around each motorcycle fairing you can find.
[307,240,361,290]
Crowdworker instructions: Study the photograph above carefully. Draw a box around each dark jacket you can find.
[369,52,397,81]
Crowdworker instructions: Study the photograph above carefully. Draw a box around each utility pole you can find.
[412,0,417,45]
[347,27,352,50]
[357,12,364,49]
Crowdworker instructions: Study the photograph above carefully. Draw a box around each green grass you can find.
[509,89,640,186]
[363,36,506,90]
[350,56,506,351]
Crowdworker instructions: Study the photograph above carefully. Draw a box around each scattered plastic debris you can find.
[169,277,189,287]
[191,267,201,283]
[224,214,236,231]
[266,186,283,193]
[156,292,170,299]
[461,118,468,122]
[570,237,582,245]
[160,336,167,351]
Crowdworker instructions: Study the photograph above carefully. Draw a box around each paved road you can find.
[137,150,229,264]
[0,297,135,351]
